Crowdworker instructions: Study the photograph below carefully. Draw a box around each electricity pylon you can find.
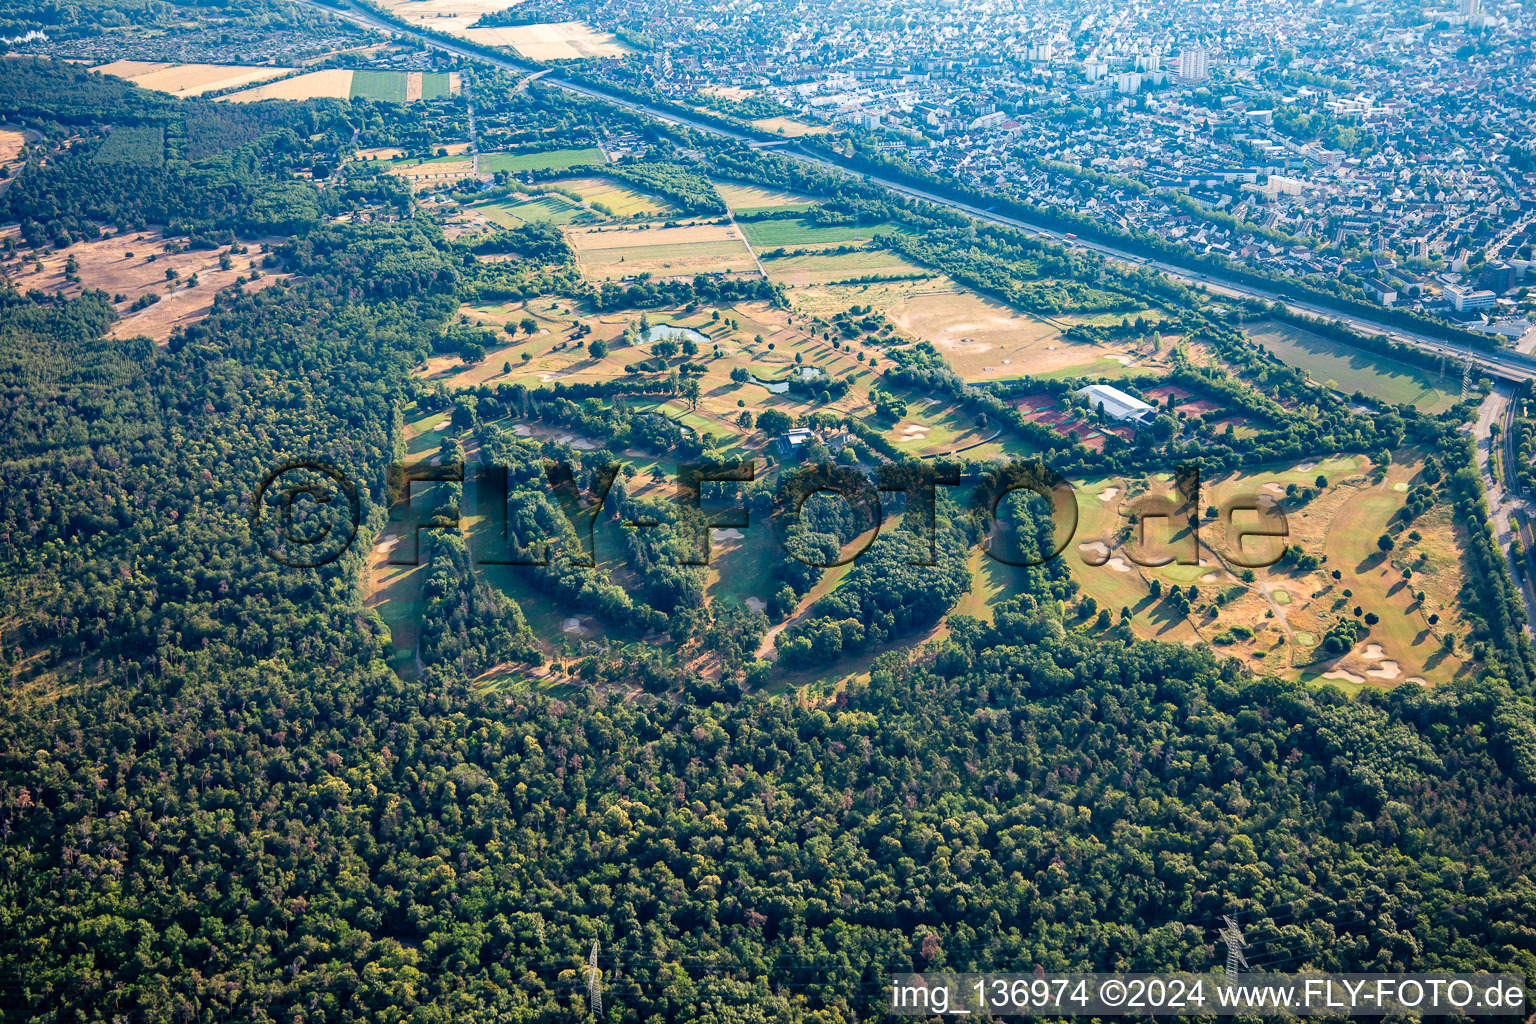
[1219,916,1250,978]
[588,939,602,1019]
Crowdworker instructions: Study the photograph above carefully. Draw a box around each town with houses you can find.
[505,0,1536,340]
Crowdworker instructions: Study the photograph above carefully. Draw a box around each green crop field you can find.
[477,195,591,227]
[741,218,906,248]
[350,70,408,103]
[421,72,452,101]
[479,147,607,174]
[1244,320,1461,412]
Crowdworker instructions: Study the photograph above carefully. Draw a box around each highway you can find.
[299,0,1536,384]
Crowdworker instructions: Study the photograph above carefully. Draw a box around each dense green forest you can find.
[1,55,1535,1024]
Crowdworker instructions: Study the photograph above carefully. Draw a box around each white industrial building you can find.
[1076,384,1157,427]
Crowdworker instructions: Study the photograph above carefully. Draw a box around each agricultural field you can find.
[475,194,592,227]
[479,147,607,174]
[375,0,523,36]
[221,69,356,102]
[713,181,820,215]
[461,21,633,60]
[760,245,933,287]
[420,72,458,100]
[221,69,457,104]
[388,153,478,189]
[552,176,673,218]
[741,217,905,249]
[1244,319,1461,412]
[350,69,407,103]
[0,227,264,343]
[567,221,761,280]
[89,60,293,97]
[1055,453,1472,687]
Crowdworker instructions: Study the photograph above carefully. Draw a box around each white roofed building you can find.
[1075,384,1157,427]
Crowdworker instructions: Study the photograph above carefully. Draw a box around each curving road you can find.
[296,0,1536,384]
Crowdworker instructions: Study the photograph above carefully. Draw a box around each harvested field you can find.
[714,180,819,214]
[221,69,356,102]
[761,246,933,287]
[389,154,477,189]
[553,176,672,218]
[568,222,759,280]
[378,0,524,36]
[742,218,904,249]
[90,60,294,97]
[462,21,632,60]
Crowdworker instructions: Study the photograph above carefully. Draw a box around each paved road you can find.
[1472,383,1536,636]
[296,0,1536,385]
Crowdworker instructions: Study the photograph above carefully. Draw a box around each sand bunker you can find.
[899,423,930,437]
[745,597,767,613]
[1367,660,1401,680]
[1406,676,1428,687]
[711,527,746,541]
[1200,572,1219,582]
[1323,668,1365,684]
[1106,557,1132,573]
[1077,540,1111,565]
[1362,643,1387,660]
[1293,462,1317,473]
[1098,486,1120,502]
[512,424,532,436]
[562,617,588,635]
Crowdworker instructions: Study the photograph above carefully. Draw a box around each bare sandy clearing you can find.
[2,229,262,344]
[0,127,34,166]
[883,284,1110,380]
